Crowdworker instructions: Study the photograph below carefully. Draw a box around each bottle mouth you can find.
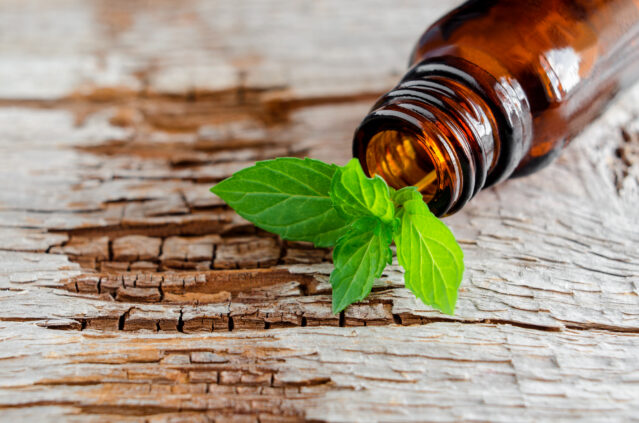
[354,114,461,216]
[365,129,441,203]
[352,62,515,216]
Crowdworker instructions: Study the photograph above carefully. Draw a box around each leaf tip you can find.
[209,182,227,199]
[439,303,456,316]
[331,300,346,315]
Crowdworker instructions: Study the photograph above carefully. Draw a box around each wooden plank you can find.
[0,0,638,421]
[0,322,638,422]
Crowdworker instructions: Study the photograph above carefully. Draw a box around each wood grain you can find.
[0,0,638,421]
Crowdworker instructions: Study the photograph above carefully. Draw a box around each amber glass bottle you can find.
[353,0,639,216]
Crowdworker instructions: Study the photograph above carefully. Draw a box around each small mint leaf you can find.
[330,158,395,223]
[395,199,464,315]
[391,186,423,207]
[330,216,393,314]
[211,157,349,247]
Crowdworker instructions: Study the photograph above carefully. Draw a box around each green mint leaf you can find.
[211,157,349,247]
[395,199,464,315]
[330,216,393,314]
[391,186,423,207]
[211,155,466,317]
[330,158,395,224]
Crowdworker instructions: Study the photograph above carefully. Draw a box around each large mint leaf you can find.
[395,199,464,315]
[329,217,393,314]
[211,157,349,247]
[330,158,395,224]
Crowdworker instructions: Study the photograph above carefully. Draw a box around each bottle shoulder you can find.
[411,1,604,104]
[409,0,639,177]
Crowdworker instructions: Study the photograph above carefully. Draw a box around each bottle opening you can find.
[354,112,464,216]
[353,69,502,215]
[365,129,440,202]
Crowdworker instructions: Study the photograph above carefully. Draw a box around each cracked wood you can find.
[0,0,638,421]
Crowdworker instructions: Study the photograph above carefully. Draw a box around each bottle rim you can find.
[353,108,469,216]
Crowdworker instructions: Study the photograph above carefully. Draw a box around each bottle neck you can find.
[353,64,508,216]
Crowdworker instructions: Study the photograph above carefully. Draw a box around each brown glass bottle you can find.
[353,0,639,216]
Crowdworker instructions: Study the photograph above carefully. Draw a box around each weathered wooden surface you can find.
[0,0,638,421]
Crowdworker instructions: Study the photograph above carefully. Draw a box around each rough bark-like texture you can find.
[0,0,638,421]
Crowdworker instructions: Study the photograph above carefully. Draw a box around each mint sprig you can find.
[211,157,464,315]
